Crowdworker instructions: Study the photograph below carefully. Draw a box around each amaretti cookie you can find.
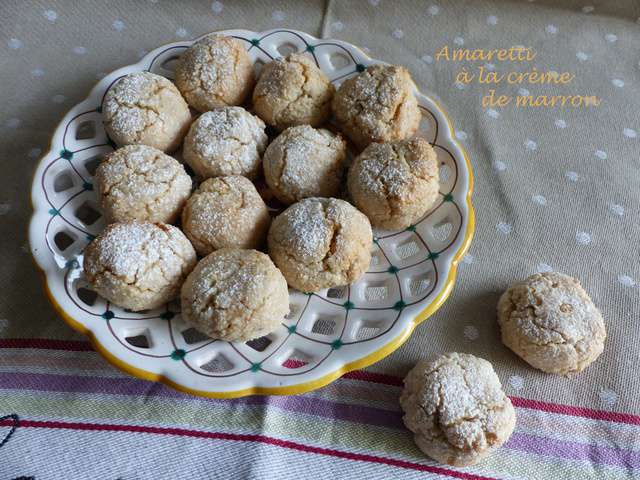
[348,138,439,230]
[263,125,347,205]
[253,53,334,130]
[182,107,267,179]
[497,272,606,375]
[400,353,516,467]
[175,34,254,112]
[268,197,372,292]
[102,72,192,152]
[181,176,271,256]
[181,249,289,342]
[94,145,192,224]
[332,64,421,149]
[83,222,197,311]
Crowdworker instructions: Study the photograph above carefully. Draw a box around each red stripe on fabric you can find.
[0,418,495,480]
[342,369,403,386]
[511,397,640,426]
[4,337,640,427]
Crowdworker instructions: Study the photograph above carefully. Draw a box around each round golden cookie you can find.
[180,248,289,342]
[400,353,516,467]
[182,107,267,180]
[175,34,255,112]
[263,125,347,205]
[102,72,192,153]
[267,197,372,292]
[253,53,334,130]
[83,222,197,311]
[332,64,421,150]
[94,145,192,224]
[497,272,606,375]
[181,176,271,256]
[347,138,439,230]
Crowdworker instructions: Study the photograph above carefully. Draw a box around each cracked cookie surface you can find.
[175,34,254,112]
[263,125,347,205]
[253,53,334,130]
[95,145,192,224]
[332,64,421,150]
[180,248,289,342]
[183,106,267,180]
[348,137,439,230]
[102,72,192,153]
[400,352,516,467]
[181,175,271,256]
[83,222,197,311]
[267,197,372,292]
[497,272,606,375]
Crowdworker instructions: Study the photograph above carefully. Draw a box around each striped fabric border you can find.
[0,338,638,479]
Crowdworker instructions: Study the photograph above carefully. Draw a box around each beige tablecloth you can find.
[1,1,639,478]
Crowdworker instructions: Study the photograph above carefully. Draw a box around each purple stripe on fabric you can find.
[3,371,640,472]
[507,432,640,470]
[0,372,403,429]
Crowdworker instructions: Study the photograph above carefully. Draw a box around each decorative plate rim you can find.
[28,28,475,398]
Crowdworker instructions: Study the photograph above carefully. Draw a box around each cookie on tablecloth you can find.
[497,272,606,375]
[400,352,516,467]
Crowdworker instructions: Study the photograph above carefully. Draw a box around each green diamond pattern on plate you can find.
[343,301,355,310]
[171,349,186,360]
[393,301,406,311]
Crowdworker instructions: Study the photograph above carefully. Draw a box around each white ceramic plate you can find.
[29,28,474,398]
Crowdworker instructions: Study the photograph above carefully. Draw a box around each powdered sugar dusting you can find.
[176,34,253,110]
[84,222,196,299]
[182,249,289,341]
[96,145,192,223]
[264,125,346,203]
[400,353,515,464]
[285,199,332,262]
[355,139,437,198]
[269,197,373,291]
[197,37,234,91]
[333,64,418,146]
[103,72,181,142]
[191,251,265,310]
[182,176,270,255]
[185,107,267,177]
[502,272,601,345]
[497,272,606,374]
[253,53,334,129]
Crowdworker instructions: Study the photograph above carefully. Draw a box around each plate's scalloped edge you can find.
[28,29,475,399]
